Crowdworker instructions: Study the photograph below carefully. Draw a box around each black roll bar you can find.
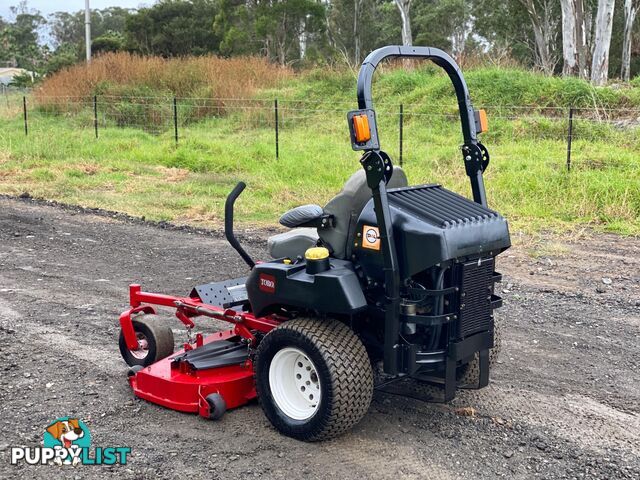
[356,46,488,207]
[357,45,478,144]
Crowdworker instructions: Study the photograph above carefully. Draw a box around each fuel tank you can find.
[246,259,367,317]
[354,184,511,280]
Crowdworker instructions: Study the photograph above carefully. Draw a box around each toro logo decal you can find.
[362,225,380,251]
[259,274,276,293]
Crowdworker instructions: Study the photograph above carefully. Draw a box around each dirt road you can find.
[0,197,638,479]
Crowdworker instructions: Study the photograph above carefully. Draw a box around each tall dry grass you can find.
[34,53,293,123]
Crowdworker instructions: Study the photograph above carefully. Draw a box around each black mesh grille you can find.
[388,185,501,228]
[458,258,494,338]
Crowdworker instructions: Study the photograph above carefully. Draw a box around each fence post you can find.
[274,98,279,159]
[566,107,574,172]
[23,96,28,136]
[173,97,178,146]
[399,103,404,167]
[93,95,98,139]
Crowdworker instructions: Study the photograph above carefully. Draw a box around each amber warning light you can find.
[352,114,371,143]
[477,109,488,133]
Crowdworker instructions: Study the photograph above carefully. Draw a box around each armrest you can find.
[279,204,335,229]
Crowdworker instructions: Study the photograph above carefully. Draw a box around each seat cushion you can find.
[279,204,324,228]
[268,228,319,259]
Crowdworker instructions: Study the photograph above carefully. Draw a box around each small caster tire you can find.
[119,314,174,368]
[206,393,227,420]
[127,365,144,377]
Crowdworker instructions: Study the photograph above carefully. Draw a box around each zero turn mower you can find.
[118,46,510,441]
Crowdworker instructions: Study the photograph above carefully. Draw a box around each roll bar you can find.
[357,45,478,144]
[353,45,488,207]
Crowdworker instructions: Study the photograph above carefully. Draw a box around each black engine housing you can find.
[354,184,511,281]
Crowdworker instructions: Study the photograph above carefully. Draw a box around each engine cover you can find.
[354,184,511,280]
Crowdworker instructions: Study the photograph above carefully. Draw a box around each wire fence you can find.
[2,91,639,172]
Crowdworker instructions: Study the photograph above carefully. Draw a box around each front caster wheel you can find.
[119,315,174,367]
[254,318,373,441]
[127,365,144,377]
[206,393,227,420]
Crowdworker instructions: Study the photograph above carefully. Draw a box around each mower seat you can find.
[318,167,407,259]
[267,167,407,260]
[268,228,319,259]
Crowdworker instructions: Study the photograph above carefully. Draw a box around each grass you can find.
[1,63,639,236]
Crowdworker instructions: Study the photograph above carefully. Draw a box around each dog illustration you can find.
[46,419,85,465]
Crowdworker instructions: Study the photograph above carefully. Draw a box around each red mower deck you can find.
[120,284,280,418]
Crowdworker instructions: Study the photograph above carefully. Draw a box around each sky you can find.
[0,1,147,20]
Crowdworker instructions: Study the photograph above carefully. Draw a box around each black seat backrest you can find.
[318,167,408,259]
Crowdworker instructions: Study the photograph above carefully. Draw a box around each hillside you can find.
[1,58,639,235]
[268,64,640,112]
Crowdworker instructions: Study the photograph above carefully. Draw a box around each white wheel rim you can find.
[130,332,149,360]
[269,347,321,421]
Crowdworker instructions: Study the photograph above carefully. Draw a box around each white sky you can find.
[0,1,148,20]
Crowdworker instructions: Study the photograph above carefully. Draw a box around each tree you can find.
[48,12,83,49]
[327,0,377,66]
[0,2,46,71]
[393,0,412,46]
[93,33,125,54]
[125,0,220,56]
[621,0,639,81]
[472,0,558,70]
[413,0,473,58]
[0,1,46,71]
[590,0,615,85]
[253,0,326,65]
[9,70,37,86]
[44,44,77,74]
[519,0,559,75]
[214,0,258,57]
[49,7,133,61]
[560,0,589,77]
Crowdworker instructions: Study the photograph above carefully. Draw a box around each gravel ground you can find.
[0,196,638,479]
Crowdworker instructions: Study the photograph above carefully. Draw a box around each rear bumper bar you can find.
[399,328,494,402]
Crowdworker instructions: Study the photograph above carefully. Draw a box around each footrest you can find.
[172,337,249,370]
[190,277,248,308]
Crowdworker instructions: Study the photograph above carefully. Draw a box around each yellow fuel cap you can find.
[304,247,329,260]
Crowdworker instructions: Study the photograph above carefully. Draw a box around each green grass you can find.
[0,67,639,236]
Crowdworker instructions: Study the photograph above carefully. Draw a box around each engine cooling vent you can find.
[388,185,502,228]
[457,257,495,338]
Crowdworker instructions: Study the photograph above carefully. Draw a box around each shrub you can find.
[34,52,293,127]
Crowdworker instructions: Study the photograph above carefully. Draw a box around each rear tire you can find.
[119,315,174,367]
[254,318,373,441]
